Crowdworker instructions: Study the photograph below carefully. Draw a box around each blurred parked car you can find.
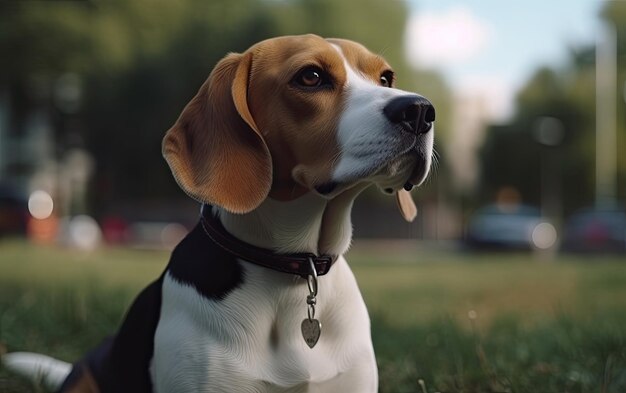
[561,207,626,254]
[0,186,28,237]
[466,204,557,251]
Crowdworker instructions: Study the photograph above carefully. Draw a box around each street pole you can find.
[534,116,564,228]
[595,21,617,208]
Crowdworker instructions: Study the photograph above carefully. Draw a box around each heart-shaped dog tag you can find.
[301,318,321,348]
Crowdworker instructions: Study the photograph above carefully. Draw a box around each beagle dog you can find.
[2,34,434,392]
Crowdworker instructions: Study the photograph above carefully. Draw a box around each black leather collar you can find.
[200,205,338,277]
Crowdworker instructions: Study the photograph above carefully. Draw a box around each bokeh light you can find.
[28,190,54,220]
[531,222,558,250]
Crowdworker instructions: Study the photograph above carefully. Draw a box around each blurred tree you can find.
[479,1,626,214]
[479,61,596,214]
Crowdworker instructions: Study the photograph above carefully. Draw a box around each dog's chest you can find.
[150,259,376,393]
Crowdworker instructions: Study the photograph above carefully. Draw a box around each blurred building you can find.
[447,91,493,194]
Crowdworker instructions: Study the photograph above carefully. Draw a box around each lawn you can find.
[1,239,625,392]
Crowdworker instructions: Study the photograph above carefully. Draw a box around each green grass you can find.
[1,240,625,392]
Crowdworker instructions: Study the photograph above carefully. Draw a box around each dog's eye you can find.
[294,67,329,88]
[380,71,394,88]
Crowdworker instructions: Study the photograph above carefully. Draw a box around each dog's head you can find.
[163,34,434,220]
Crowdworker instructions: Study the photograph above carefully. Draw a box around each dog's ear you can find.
[162,52,272,213]
[396,189,417,222]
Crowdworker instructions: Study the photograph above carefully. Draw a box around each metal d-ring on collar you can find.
[301,257,322,348]
[306,257,318,321]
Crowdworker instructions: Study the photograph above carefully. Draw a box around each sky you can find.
[404,0,604,120]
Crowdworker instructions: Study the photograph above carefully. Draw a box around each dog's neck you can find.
[216,186,367,256]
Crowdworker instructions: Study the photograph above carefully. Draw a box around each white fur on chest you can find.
[151,257,377,393]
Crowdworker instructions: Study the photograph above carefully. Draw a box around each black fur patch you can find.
[167,222,244,300]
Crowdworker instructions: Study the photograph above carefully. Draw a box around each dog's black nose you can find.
[383,95,435,134]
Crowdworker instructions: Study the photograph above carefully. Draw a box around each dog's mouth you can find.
[313,149,431,198]
[314,181,340,195]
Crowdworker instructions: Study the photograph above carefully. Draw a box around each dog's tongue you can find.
[396,189,417,222]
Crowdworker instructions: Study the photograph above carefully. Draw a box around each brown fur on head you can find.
[163,34,352,212]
